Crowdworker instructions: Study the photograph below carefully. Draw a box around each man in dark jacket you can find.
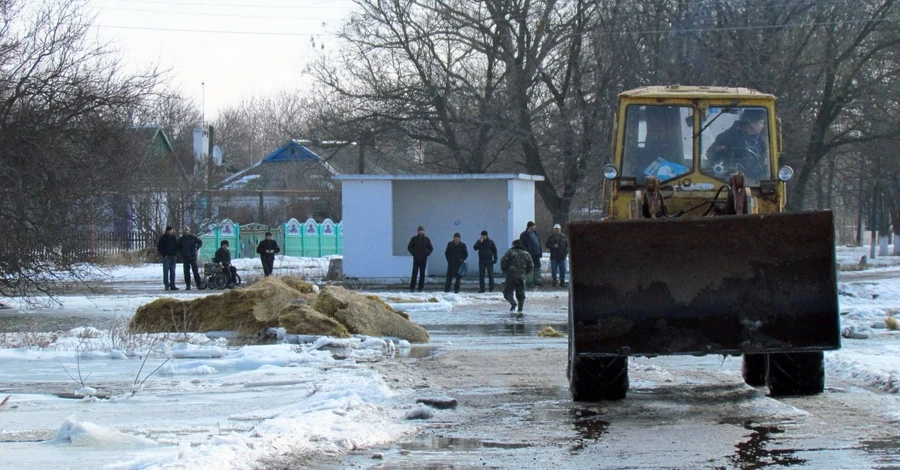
[214,240,238,286]
[473,230,498,293]
[501,239,534,313]
[407,226,433,292]
[177,227,203,290]
[444,232,468,293]
[156,225,179,291]
[707,108,769,179]
[519,221,542,287]
[256,232,280,276]
[545,223,569,287]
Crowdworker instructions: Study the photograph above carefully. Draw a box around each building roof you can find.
[215,139,422,191]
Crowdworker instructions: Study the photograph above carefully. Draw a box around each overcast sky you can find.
[88,0,355,118]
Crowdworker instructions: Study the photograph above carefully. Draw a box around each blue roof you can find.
[262,140,323,163]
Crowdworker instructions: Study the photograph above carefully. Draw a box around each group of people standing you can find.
[156,227,281,291]
[406,221,569,313]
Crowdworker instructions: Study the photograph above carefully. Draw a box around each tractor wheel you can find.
[569,355,629,401]
[766,352,825,397]
[742,354,767,386]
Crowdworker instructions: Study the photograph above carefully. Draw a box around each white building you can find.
[334,174,545,284]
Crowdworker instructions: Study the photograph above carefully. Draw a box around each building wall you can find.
[341,179,409,279]
[341,176,538,283]
[392,180,511,276]
[509,179,538,246]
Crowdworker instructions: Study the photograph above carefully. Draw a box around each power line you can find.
[100,5,347,22]
[92,23,339,36]
[106,0,349,9]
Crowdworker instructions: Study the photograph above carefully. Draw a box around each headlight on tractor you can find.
[602,164,618,180]
[778,166,794,182]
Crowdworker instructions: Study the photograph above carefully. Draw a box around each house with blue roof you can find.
[213,139,420,224]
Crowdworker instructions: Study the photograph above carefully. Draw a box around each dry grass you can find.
[129,277,430,343]
[0,321,60,349]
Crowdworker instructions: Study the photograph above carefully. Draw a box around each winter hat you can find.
[265,232,272,237]
[165,225,172,232]
[512,239,522,247]
[417,226,424,231]
[481,230,488,236]
[453,232,461,238]
[553,223,561,229]
[527,221,535,228]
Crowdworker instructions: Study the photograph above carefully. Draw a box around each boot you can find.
[552,280,558,287]
[517,299,525,313]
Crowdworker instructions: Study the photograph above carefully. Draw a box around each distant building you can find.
[335,173,545,283]
[213,139,422,224]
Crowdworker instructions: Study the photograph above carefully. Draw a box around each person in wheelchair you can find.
[213,240,239,287]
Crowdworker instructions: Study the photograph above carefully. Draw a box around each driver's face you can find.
[745,119,765,135]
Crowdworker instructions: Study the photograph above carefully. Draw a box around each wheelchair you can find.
[203,262,242,290]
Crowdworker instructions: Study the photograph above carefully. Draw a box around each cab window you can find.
[621,105,693,184]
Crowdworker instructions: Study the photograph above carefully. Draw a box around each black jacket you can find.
[545,232,569,260]
[214,247,232,265]
[444,240,468,264]
[473,237,498,262]
[407,235,434,260]
[177,234,202,261]
[256,239,280,257]
[519,229,542,260]
[156,232,178,257]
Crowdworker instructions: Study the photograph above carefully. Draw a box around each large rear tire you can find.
[569,355,629,401]
[766,352,825,396]
[742,354,767,386]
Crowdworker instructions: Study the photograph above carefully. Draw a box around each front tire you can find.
[742,354,767,386]
[766,352,825,396]
[569,355,629,401]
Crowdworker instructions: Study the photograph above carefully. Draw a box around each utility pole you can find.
[201,81,206,126]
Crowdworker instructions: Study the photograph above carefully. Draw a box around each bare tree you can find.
[0,0,160,298]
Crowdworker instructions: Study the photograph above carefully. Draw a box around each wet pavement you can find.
[3,283,900,469]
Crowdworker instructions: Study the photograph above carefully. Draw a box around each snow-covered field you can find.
[0,246,899,469]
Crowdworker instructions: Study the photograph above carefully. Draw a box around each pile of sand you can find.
[129,277,429,343]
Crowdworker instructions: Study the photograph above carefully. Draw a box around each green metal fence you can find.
[200,218,342,260]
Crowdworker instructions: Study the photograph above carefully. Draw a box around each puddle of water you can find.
[401,435,531,451]
[727,420,806,469]
[569,408,610,452]
[859,436,900,465]
[399,344,440,358]
[425,322,568,337]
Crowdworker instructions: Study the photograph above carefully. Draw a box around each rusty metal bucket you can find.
[568,211,840,357]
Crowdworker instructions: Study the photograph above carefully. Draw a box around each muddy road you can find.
[345,294,900,470]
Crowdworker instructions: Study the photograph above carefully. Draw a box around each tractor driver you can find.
[707,109,769,179]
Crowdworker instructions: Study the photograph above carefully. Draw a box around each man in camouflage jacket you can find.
[501,239,534,313]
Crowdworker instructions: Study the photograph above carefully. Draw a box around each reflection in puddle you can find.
[426,322,568,337]
[569,408,609,453]
[728,420,805,469]
[402,435,531,451]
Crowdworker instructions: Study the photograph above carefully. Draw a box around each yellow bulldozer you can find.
[567,86,840,400]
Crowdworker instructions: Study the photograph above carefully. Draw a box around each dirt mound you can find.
[129,277,429,343]
[311,286,429,343]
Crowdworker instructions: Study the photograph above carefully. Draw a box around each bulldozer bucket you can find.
[569,211,840,357]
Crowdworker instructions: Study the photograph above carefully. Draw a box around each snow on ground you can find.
[1,247,900,468]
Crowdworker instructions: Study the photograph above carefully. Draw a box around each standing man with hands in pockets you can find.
[473,230,498,293]
[407,226,433,292]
